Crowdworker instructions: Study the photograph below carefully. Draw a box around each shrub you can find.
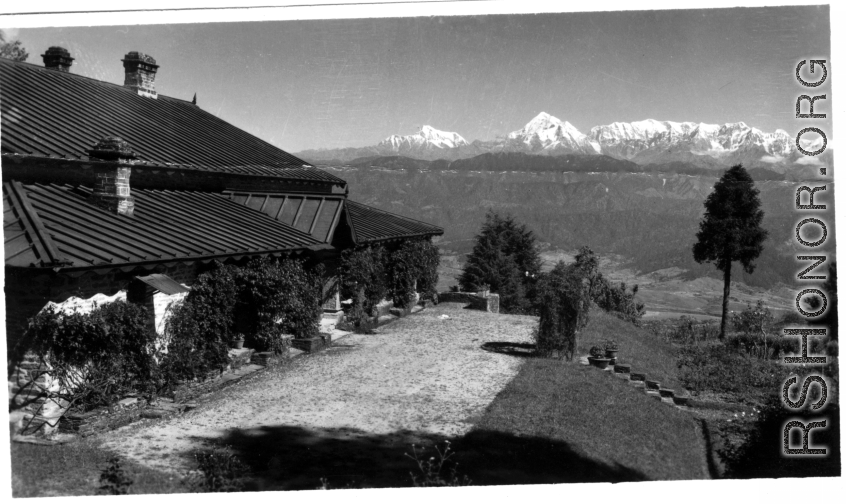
[339,245,388,325]
[676,342,785,397]
[412,239,440,304]
[643,317,720,345]
[99,457,133,495]
[22,301,157,412]
[387,238,440,309]
[405,441,470,487]
[187,450,248,493]
[592,277,645,324]
[235,257,322,346]
[533,250,596,360]
[161,257,322,386]
[459,211,541,314]
[160,264,236,386]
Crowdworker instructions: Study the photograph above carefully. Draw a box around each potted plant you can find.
[604,340,619,363]
[232,333,245,350]
[587,345,611,369]
[477,283,490,297]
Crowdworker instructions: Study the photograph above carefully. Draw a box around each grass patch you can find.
[469,308,706,481]
[10,438,187,497]
[579,308,683,390]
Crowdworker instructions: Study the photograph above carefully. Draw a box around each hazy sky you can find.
[9,5,832,152]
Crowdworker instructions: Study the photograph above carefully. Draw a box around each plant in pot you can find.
[232,333,245,350]
[604,340,619,364]
[588,345,611,369]
[477,283,490,298]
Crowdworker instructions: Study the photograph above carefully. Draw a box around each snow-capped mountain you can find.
[496,112,600,155]
[589,119,794,167]
[378,125,469,151]
[295,113,827,174]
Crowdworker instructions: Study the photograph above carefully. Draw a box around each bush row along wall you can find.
[5,261,199,351]
[6,262,201,438]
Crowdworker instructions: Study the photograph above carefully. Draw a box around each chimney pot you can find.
[122,51,159,99]
[87,136,137,217]
[41,46,74,72]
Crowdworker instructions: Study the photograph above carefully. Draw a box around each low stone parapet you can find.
[251,351,288,367]
[437,291,500,313]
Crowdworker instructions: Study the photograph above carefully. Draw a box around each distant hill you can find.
[330,152,807,181]
[326,164,835,290]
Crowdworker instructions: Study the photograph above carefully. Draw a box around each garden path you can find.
[99,303,536,474]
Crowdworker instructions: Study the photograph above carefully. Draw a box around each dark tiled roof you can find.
[345,200,443,244]
[0,58,345,185]
[224,191,344,243]
[3,181,325,270]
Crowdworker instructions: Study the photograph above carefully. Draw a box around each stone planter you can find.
[232,338,245,350]
[291,333,332,354]
[645,380,661,390]
[605,349,618,359]
[587,356,611,370]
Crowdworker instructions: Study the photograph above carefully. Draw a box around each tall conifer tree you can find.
[693,165,768,339]
[460,212,541,313]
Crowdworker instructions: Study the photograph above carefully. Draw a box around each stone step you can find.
[613,363,631,374]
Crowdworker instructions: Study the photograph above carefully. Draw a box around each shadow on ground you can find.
[207,424,647,490]
[480,341,536,357]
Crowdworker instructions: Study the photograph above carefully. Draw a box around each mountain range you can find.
[296,112,830,173]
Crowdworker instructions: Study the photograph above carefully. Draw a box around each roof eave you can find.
[5,244,326,275]
[355,230,444,246]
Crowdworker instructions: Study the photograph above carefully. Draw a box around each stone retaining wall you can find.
[59,397,148,437]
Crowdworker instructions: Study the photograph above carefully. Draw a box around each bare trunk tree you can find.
[719,260,732,341]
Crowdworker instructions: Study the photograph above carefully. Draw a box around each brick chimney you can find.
[121,52,158,99]
[41,46,74,72]
[86,137,137,217]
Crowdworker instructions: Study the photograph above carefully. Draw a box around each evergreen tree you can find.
[459,212,541,313]
[693,165,768,339]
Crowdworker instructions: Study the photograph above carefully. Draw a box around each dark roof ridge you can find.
[0,56,194,104]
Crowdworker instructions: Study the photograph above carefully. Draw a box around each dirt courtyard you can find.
[100,303,536,475]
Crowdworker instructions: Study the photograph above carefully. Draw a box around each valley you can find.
[329,165,830,319]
